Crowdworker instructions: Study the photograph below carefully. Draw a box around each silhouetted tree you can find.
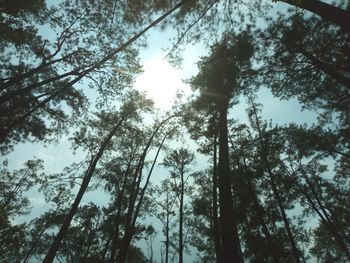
[189,32,255,263]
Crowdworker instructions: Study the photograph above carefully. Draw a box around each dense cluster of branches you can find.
[1,0,349,262]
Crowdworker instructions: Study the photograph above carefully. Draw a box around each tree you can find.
[116,115,176,263]
[0,159,44,219]
[260,12,350,115]
[43,95,152,263]
[280,124,350,260]
[0,158,46,262]
[0,0,189,153]
[148,179,177,263]
[189,32,255,263]
[145,225,157,263]
[162,148,195,263]
[3,1,350,262]
[188,170,217,263]
[228,121,285,262]
[247,101,302,263]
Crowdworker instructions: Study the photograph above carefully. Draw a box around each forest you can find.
[0,0,349,262]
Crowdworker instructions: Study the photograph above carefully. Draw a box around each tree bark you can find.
[217,101,241,263]
[279,0,350,32]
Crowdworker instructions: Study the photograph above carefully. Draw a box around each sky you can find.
[2,1,324,262]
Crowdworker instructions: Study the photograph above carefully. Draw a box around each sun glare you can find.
[134,57,191,110]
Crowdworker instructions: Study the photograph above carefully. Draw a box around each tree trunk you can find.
[279,0,350,32]
[217,101,241,263]
[179,167,184,263]
[23,224,50,263]
[268,172,301,263]
[42,112,131,263]
[109,157,134,263]
[118,117,174,263]
[212,134,223,263]
[297,177,350,260]
[247,180,280,263]
[295,44,350,88]
[81,214,100,262]
[294,163,350,260]
[165,192,170,263]
[250,104,300,263]
[101,234,112,262]
[231,132,281,262]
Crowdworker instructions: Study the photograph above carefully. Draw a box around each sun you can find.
[134,57,191,110]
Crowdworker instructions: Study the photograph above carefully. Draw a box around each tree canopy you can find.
[1,1,349,262]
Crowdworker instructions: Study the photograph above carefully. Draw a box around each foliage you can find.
[1,1,350,263]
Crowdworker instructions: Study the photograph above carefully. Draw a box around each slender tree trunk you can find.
[250,104,300,263]
[247,180,280,263]
[165,194,170,263]
[279,0,350,32]
[292,163,350,260]
[212,134,223,263]
[230,134,280,262]
[150,241,154,263]
[108,192,125,263]
[268,172,300,263]
[217,101,241,263]
[179,167,184,263]
[23,224,50,263]
[109,158,134,263]
[42,112,131,263]
[295,175,350,260]
[118,118,174,263]
[81,214,100,262]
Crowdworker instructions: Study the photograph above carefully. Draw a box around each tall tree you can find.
[116,115,176,263]
[162,148,195,263]
[43,95,152,263]
[189,32,255,263]
[148,180,177,263]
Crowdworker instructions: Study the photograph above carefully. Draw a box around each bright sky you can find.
[134,56,191,110]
